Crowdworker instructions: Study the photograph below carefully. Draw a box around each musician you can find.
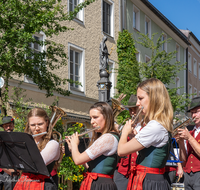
[118,78,173,190]
[0,116,18,190]
[14,108,60,190]
[177,96,200,190]
[113,95,141,190]
[66,102,119,190]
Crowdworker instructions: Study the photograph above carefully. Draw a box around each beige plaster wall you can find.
[7,0,120,119]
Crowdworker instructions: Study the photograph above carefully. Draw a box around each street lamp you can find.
[97,36,112,102]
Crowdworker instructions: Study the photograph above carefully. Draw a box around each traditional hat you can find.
[125,95,137,108]
[187,96,200,112]
[0,116,14,127]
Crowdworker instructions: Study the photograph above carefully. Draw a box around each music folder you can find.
[0,131,49,176]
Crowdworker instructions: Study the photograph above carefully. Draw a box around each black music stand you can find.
[0,131,49,177]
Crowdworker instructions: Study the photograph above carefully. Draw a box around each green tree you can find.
[116,31,190,112]
[116,30,141,104]
[137,33,190,112]
[0,0,94,114]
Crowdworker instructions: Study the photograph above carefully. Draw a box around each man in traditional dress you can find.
[178,97,200,190]
[0,116,16,190]
[114,95,140,190]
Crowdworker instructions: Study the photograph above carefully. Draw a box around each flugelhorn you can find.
[172,117,196,137]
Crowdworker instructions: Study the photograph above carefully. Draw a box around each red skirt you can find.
[80,172,113,190]
[13,173,49,190]
[127,165,165,190]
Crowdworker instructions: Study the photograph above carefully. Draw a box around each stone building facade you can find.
[181,30,200,99]
[7,0,122,129]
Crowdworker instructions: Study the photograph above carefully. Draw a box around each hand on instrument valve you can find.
[178,127,192,141]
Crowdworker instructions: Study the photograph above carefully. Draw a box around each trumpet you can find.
[59,126,100,144]
[172,117,196,137]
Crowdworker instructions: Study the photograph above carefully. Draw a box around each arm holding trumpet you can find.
[175,98,200,190]
[177,115,200,159]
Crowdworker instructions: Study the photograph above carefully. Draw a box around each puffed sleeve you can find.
[135,120,169,148]
[40,140,60,165]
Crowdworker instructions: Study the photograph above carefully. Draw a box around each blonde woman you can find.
[66,102,119,190]
[118,78,173,190]
[14,108,60,190]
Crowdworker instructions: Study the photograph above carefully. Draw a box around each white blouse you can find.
[86,133,118,160]
[135,120,169,148]
[40,140,60,165]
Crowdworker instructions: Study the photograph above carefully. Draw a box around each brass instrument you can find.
[48,106,67,164]
[46,106,66,139]
[111,93,126,119]
[172,117,196,137]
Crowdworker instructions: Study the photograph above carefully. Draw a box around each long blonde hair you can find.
[138,78,173,132]
[88,102,118,146]
[24,108,52,152]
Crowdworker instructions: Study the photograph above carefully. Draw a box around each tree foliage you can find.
[116,30,190,113]
[0,0,95,113]
[116,30,141,104]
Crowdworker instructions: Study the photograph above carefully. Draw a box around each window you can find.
[145,55,151,63]
[69,43,85,94]
[136,51,140,62]
[145,16,151,38]
[108,60,115,97]
[189,84,192,99]
[176,44,180,61]
[24,33,45,83]
[133,5,140,31]
[199,63,200,80]
[162,33,167,52]
[69,0,84,21]
[176,77,180,95]
[194,88,197,97]
[193,58,197,77]
[188,53,191,72]
[103,0,114,37]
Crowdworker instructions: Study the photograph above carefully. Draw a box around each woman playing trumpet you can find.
[66,102,119,190]
[118,78,173,190]
[14,108,60,190]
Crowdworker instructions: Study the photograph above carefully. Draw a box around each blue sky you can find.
[148,0,200,41]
